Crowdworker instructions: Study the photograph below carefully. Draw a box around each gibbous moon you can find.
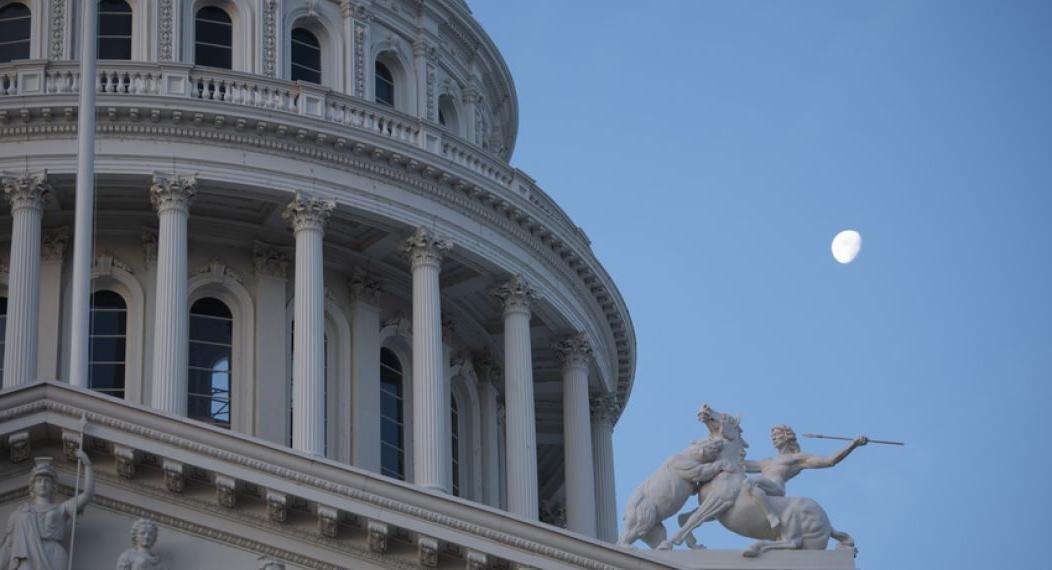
[831,230,862,264]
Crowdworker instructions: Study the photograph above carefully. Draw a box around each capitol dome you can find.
[0,1,651,568]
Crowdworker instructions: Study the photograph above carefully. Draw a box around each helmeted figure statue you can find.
[743,425,867,529]
[0,453,95,570]
[116,518,167,570]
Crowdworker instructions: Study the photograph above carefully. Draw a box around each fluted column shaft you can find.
[2,173,50,387]
[555,334,597,537]
[285,194,335,455]
[150,174,197,414]
[402,227,452,492]
[494,276,539,519]
[591,395,619,543]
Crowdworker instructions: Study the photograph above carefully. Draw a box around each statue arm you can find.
[744,460,763,473]
[800,436,867,469]
[68,449,95,514]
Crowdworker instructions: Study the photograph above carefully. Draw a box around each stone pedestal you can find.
[644,549,856,570]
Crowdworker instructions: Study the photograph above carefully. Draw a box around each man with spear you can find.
[742,425,902,530]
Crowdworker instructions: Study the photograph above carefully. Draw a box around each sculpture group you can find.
[619,404,867,557]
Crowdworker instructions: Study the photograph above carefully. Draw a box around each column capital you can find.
[2,171,51,212]
[401,227,452,269]
[150,172,198,214]
[348,267,383,305]
[491,275,537,316]
[553,332,592,372]
[474,352,502,384]
[412,37,436,61]
[253,242,290,279]
[41,227,70,262]
[462,80,480,104]
[590,394,620,428]
[283,193,335,233]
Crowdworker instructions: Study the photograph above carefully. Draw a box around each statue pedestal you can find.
[642,549,856,570]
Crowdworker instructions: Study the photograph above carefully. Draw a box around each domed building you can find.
[0,1,669,568]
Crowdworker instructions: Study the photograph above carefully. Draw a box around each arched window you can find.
[97,0,132,60]
[380,347,405,480]
[188,297,233,428]
[194,6,232,69]
[0,4,31,63]
[88,290,127,397]
[438,94,459,133]
[0,296,7,378]
[290,27,321,84]
[451,392,461,496]
[375,61,394,108]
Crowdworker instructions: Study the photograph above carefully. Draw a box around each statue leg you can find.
[744,480,781,529]
[743,517,803,558]
[831,528,855,552]
[661,495,730,549]
[676,510,705,550]
[640,522,668,550]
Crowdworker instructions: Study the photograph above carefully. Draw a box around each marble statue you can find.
[618,437,734,548]
[662,405,857,556]
[116,519,167,570]
[742,425,867,529]
[0,453,95,570]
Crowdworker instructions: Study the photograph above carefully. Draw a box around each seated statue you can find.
[116,518,166,570]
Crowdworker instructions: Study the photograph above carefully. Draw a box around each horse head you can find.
[698,404,743,442]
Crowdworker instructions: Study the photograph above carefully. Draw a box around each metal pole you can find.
[70,0,98,389]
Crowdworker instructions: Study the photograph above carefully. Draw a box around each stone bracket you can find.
[367,520,388,553]
[215,474,237,508]
[162,459,184,493]
[267,490,288,523]
[418,535,439,567]
[8,432,29,463]
[466,550,488,569]
[113,444,138,478]
[317,505,338,538]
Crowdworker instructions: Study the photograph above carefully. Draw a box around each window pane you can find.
[188,341,231,369]
[0,19,31,41]
[98,14,131,36]
[196,6,230,24]
[92,290,126,308]
[192,297,232,318]
[195,8,232,69]
[195,20,231,46]
[0,42,30,64]
[89,364,124,390]
[90,337,126,363]
[380,348,401,371]
[189,315,232,344]
[99,0,131,12]
[90,309,127,334]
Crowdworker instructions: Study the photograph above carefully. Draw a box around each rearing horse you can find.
[660,405,855,557]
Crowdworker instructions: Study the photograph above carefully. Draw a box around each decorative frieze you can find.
[367,520,388,553]
[162,459,184,493]
[8,432,29,463]
[418,536,439,567]
[215,475,237,508]
[192,258,244,285]
[113,445,138,478]
[150,172,197,214]
[41,227,69,261]
[2,171,51,212]
[491,275,537,315]
[253,242,289,278]
[94,251,133,276]
[348,267,383,305]
[401,226,452,268]
[282,193,335,233]
[266,491,288,523]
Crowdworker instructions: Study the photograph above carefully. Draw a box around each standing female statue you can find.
[0,452,95,570]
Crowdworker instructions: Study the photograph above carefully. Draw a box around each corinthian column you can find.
[591,394,619,543]
[401,227,452,492]
[492,275,539,519]
[554,333,597,537]
[284,194,335,455]
[1,172,50,388]
[149,173,197,414]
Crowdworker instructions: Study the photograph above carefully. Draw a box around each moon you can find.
[831,230,862,264]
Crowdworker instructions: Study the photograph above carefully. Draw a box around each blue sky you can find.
[471,1,1052,567]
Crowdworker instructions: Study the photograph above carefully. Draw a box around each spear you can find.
[67,413,88,570]
[801,433,905,446]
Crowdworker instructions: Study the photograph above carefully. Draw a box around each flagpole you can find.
[70,0,98,389]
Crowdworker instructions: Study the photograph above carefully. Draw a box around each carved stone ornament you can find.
[61,430,80,463]
[158,0,174,61]
[465,550,488,570]
[116,518,167,570]
[401,226,452,268]
[162,459,184,493]
[141,228,158,269]
[49,0,66,60]
[367,520,388,553]
[317,505,338,538]
[95,251,134,276]
[441,314,456,345]
[474,353,501,383]
[417,536,439,567]
[539,498,566,529]
[553,332,592,370]
[253,242,289,279]
[8,431,30,463]
[267,491,288,523]
[491,274,537,315]
[193,258,244,285]
[348,267,383,305]
[215,475,237,508]
[41,227,70,261]
[282,193,335,233]
[262,0,278,76]
[1,170,51,212]
[150,172,198,214]
[589,394,619,429]
[352,8,371,97]
[257,558,286,570]
[113,445,138,479]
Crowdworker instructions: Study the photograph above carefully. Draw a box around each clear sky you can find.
[470,1,1051,568]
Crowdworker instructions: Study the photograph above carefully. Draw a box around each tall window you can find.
[0,296,7,378]
[290,28,321,84]
[97,0,132,60]
[451,392,460,496]
[375,62,394,108]
[380,348,405,480]
[88,290,127,397]
[194,6,232,69]
[188,298,233,428]
[0,4,31,63]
